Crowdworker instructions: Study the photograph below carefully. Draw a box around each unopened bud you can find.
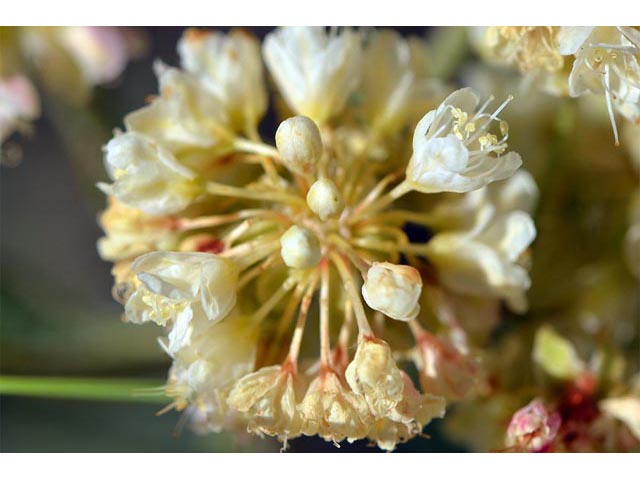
[306,178,344,221]
[275,116,323,175]
[362,262,422,321]
[280,225,322,269]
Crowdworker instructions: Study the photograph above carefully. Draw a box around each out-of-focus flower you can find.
[425,210,536,312]
[506,398,561,452]
[0,75,40,152]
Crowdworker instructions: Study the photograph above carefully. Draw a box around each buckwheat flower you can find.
[405,88,522,194]
[299,369,370,443]
[426,210,536,312]
[97,197,179,262]
[360,29,447,136]
[361,262,422,321]
[367,372,446,451]
[227,364,304,439]
[412,329,481,400]
[558,26,640,144]
[263,27,362,124]
[166,312,258,412]
[345,337,404,417]
[506,398,561,452]
[306,178,344,221]
[275,116,323,176]
[125,64,234,153]
[0,74,40,149]
[124,251,238,329]
[280,225,322,269]
[99,132,203,215]
[177,28,267,135]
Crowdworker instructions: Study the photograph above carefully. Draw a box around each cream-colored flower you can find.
[125,63,234,153]
[227,365,304,439]
[97,197,179,262]
[280,225,322,269]
[166,312,258,412]
[406,88,522,194]
[367,372,445,451]
[413,331,481,400]
[306,178,344,221]
[345,337,404,416]
[99,132,202,215]
[177,28,267,134]
[362,262,422,321]
[299,369,370,443]
[124,251,238,338]
[426,210,536,312]
[360,29,447,135]
[263,27,362,124]
[275,115,323,176]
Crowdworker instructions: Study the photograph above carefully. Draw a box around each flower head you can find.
[406,88,522,194]
[506,398,561,452]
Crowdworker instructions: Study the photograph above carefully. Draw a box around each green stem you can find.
[0,375,169,404]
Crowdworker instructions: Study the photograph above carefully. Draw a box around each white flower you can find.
[124,252,238,343]
[99,132,202,215]
[275,116,323,176]
[306,178,344,221]
[559,27,640,143]
[177,28,267,134]
[125,64,234,152]
[600,396,640,441]
[426,210,536,312]
[360,29,447,135]
[362,262,422,321]
[345,337,404,417]
[280,225,322,269]
[263,27,362,123]
[406,88,522,194]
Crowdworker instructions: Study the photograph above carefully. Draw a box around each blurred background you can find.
[1,26,637,452]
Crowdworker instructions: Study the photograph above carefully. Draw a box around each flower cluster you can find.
[98,27,536,450]
[474,26,640,145]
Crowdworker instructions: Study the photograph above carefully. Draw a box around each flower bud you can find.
[275,116,323,175]
[280,225,322,269]
[306,178,344,221]
[362,262,422,321]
